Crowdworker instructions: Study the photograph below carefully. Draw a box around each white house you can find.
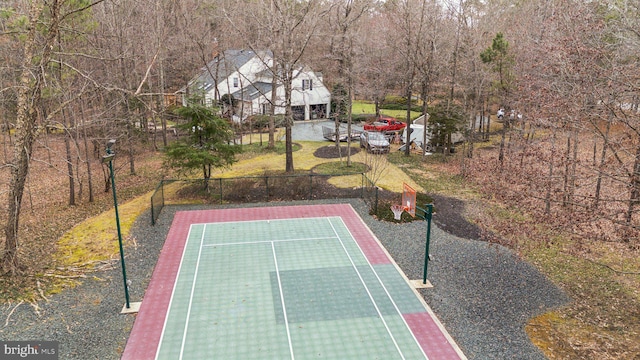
[184,49,331,122]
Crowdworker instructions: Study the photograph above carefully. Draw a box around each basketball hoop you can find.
[391,204,405,221]
[402,183,417,217]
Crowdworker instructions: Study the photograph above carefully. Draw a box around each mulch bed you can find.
[313,145,361,159]
[430,194,483,240]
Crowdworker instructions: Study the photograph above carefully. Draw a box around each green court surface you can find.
[122,204,465,360]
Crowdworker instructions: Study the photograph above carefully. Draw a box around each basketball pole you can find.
[417,204,433,285]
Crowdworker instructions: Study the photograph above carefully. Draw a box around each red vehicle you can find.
[363,116,406,134]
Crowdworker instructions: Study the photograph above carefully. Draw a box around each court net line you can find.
[202,236,338,248]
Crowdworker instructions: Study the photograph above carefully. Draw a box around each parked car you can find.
[363,116,406,134]
[360,130,390,153]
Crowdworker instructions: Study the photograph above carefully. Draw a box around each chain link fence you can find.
[151,173,380,225]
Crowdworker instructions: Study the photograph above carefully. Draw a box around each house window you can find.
[262,103,271,115]
[302,79,313,91]
[233,77,239,88]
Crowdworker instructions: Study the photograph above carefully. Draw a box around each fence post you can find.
[375,186,379,213]
[219,178,223,204]
[150,179,165,226]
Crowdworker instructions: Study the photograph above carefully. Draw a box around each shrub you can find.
[242,115,286,130]
[381,103,423,112]
[384,95,407,105]
[348,114,377,123]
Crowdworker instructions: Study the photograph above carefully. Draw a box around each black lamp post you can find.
[102,139,131,309]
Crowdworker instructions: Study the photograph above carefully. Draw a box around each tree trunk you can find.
[346,73,353,167]
[3,0,60,274]
[63,107,76,206]
[468,112,475,159]
[80,102,94,203]
[545,127,558,215]
[485,113,491,141]
[479,103,484,137]
[126,122,135,175]
[285,124,293,172]
[334,86,341,149]
[568,126,579,210]
[404,82,412,157]
[498,121,507,168]
[268,64,277,149]
[403,0,413,157]
[284,74,294,173]
[58,31,75,206]
[626,144,640,225]
[421,81,429,161]
[562,130,572,207]
[593,120,610,208]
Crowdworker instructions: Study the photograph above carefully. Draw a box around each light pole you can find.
[102,139,131,309]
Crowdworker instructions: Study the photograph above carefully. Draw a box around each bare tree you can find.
[328,0,370,166]
[3,0,63,274]
[224,0,324,172]
[355,12,401,116]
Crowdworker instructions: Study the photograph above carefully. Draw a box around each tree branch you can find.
[584,258,640,275]
[60,0,109,22]
[135,50,160,96]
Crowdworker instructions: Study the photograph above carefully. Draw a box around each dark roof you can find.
[231,82,273,101]
[190,49,272,92]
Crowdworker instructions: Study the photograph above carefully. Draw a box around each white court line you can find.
[329,217,429,360]
[271,242,295,360]
[188,216,333,227]
[326,218,408,360]
[202,236,337,247]
[158,217,426,360]
[155,224,198,360]
[177,224,207,360]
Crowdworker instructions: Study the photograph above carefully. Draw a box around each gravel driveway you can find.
[0,199,568,359]
[290,120,364,142]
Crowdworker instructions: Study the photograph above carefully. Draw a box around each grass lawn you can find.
[51,140,421,290]
[352,100,422,121]
[214,141,421,193]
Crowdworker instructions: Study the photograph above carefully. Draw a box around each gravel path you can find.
[290,120,364,142]
[0,199,568,359]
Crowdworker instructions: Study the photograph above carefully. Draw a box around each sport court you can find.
[122,204,465,359]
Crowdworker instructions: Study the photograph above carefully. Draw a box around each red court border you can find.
[121,204,464,360]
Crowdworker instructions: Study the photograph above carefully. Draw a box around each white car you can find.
[360,130,390,153]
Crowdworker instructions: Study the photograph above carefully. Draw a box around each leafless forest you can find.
[1,0,638,286]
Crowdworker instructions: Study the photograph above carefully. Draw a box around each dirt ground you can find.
[313,144,362,158]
